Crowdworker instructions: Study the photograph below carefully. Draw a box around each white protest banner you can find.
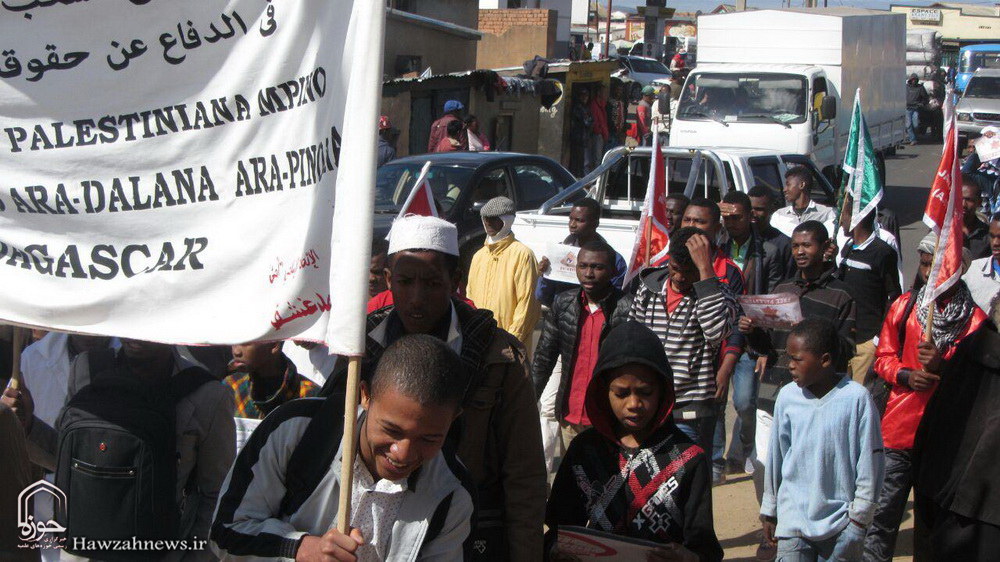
[556,526,659,560]
[544,242,580,284]
[738,293,804,330]
[0,1,378,352]
[975,135,1000,163]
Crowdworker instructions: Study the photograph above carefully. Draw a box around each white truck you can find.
[512,145,841,263]
[669,8,907,183]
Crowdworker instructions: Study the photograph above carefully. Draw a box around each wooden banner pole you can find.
[9,327,24,390]
[336,356,362,533]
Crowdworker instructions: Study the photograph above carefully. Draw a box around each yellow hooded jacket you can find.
[466,235,541,349]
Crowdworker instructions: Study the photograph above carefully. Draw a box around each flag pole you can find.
[331,0,385,535]
[397,161,433,219]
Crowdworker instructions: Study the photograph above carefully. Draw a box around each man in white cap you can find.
[466,197,540,350]
[321,214,546,561]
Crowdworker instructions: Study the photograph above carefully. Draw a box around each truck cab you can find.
[670,65,840,179]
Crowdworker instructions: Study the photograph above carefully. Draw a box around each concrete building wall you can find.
[385,18,478,77]
[477,9,558,69]
[891,5,1000,43]
[404,0,479,29]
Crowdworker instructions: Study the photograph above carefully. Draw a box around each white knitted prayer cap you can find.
[387,214,459,256]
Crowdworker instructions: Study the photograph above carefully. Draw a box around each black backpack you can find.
[278,392,474,557]
[55,349,214,559]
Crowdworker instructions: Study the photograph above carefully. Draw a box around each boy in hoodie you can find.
[547,321,723,562]
[211,334,474,561]
[760,319,884,562]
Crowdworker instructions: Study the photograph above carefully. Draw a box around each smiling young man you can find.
[211,335,474,561]
[740,220,855,560]
[321,214,546,561]
[466,196,540,350]
[532,240,632,449]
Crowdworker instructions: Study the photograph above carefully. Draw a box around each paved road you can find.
[713,140,946,561]
[883,141,946,284]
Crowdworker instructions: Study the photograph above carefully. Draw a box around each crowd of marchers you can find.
[2,158,1000,562]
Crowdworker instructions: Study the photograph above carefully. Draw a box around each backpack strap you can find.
[279,390,346,517]
[424,492,453,545]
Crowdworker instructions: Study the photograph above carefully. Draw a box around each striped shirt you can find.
[630,268,737,419]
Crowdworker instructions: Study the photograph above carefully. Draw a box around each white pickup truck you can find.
[512,145,840,262]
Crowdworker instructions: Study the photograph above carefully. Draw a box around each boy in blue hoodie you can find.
[547,321,723,562]
[760,318,884,561]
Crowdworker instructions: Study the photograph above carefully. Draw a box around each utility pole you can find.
[643,0,666,61]
[604,0,613,59]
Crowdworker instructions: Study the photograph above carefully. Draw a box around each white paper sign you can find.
[544,243,580,284]
[739,293,804,330]
[555,526,659,560]
[0,1,377,351]
[235,417,262,453]
[975,135,1000,163]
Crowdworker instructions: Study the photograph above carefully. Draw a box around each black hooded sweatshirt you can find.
[546,321,723,561]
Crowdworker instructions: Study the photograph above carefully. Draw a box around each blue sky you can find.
[614,1,931,11]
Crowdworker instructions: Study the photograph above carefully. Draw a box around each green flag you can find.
[838,89,883,231]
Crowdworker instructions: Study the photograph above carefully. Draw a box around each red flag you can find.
[397,161,439,218]
[625,131,670,285]
[922,87,963,306]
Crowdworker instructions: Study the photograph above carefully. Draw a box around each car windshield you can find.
[959,50,1000,74]
[676,73,808,124]
[964,76,1000,98]
[627,58,670,74]
[374,163,474,214]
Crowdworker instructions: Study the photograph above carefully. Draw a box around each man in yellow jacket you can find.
[467,196,541,351]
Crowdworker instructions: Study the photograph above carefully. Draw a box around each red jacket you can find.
[426,114,467,153]
[875,291,987,450]
[589,97,609,141]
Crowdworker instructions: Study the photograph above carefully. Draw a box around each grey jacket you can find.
[210,400,473,561]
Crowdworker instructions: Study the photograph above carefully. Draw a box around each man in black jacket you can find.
[717,191,790,476]
[533,240,632,450]
[906,73,929,145]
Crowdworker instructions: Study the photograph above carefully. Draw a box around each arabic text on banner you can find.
[544,242,580,285]
[0,0,374,347]
[738,293,804,330]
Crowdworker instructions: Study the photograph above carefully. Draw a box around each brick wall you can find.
[478,9,558,69]
[479,9,555,37]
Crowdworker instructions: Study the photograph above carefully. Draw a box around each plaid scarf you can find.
[915,284,976,350]
[223,360,319,419]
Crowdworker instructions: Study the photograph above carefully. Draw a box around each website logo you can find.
[17,479,67,549]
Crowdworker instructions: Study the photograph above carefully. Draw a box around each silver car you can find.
[957,69,1000,143]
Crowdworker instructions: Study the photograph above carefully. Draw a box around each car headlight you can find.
[958,112,973,122]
